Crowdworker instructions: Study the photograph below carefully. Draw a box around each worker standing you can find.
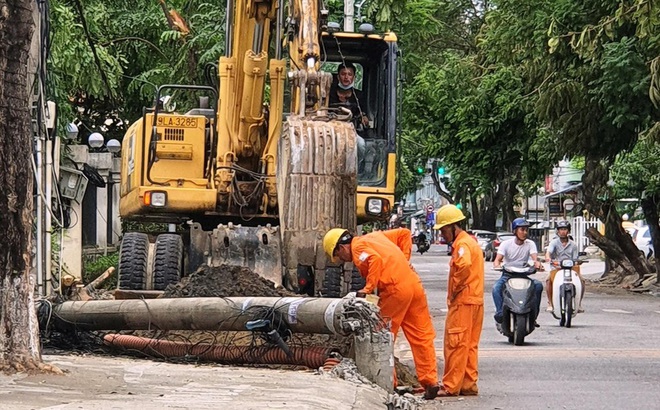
[433,204,484,397]
[323,227,441,400]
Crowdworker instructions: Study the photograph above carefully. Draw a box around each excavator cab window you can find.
[320,34,397,188]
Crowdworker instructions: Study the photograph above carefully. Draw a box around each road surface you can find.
[407,245,660,409]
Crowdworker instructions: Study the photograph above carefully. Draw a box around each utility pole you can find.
[344,0,354,32]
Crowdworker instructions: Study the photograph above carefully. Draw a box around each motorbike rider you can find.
[492,218,544,328]
[544,220,586,312]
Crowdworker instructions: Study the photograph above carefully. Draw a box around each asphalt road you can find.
[404,245,660,410]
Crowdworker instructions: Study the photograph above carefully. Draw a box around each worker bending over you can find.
[323,227,440,400]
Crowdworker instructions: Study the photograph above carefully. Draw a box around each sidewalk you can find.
[0,354,390,410]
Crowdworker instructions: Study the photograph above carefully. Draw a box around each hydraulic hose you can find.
[103,334,334,369]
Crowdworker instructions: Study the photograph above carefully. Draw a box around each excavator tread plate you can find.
[189,223,283,287]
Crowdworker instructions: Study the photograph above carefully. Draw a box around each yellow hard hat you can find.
[323,228,351,262]
[434,204,466,229]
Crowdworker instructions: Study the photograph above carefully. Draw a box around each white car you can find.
[471,230,496,255]
[631,226,653,258]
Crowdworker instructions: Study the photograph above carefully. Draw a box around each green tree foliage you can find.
[49,0,225,140]
[383,0,659,278]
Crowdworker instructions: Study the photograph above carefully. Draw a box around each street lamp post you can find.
[84,130,122,254]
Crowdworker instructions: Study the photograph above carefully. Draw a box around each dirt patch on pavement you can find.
[395,357,420,387]
[163,264,294,298]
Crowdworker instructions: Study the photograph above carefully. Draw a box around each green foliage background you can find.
[48,0,660,231]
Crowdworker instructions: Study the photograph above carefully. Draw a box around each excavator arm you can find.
[212,0,356,292]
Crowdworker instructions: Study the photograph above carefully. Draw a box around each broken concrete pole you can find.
[52,297,354,335]
[354,330,395,391]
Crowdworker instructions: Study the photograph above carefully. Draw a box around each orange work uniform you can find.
[443,230,484,395]
[352,229,439,389]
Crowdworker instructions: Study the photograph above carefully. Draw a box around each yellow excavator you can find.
[117,0,399,297]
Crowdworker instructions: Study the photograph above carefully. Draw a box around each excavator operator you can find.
[328,62,369,128]
[323,227,441,400]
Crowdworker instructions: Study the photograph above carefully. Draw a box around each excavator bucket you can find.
[188,222,283,287]
[277,117,358,291]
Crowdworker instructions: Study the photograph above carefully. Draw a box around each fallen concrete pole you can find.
[52,297,356,335]
[51,296,396,392]
[113,289,164,300]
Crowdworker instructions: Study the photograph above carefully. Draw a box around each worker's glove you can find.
[356,290,367,298]
[343,292,357,299]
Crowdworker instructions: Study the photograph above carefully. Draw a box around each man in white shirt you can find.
[545,220,585,312]
[492,218,543,326]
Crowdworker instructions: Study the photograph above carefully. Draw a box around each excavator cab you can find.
[320,32,398,224]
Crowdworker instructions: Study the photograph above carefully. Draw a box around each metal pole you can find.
[106,173,113,254]
[45,139,53,294]
[225,0,234,56]
[35,120,44,296]
[275,0,283,59]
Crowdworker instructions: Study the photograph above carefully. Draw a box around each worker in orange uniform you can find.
[323,227,441,400]
[433,204,484,397]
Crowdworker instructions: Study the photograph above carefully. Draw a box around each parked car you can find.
[483,232,515,261]
[471,230,497,259]
[631,225,654,258]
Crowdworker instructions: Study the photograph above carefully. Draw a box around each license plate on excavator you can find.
[156,116,199,128]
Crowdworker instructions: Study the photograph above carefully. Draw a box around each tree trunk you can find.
[474,192,498,231]
[581,158,653,279]
[585,227,637,277]
[430,171,453,204]
[502,177,518,230]
[0,0,42,372]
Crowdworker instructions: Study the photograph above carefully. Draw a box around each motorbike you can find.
[550,256,587,328]
[414,231,430,255]
[497,264,539,346]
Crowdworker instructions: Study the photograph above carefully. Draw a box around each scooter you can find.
[414,231,430,255]
[550,257,587,328]
[497,264,539,346]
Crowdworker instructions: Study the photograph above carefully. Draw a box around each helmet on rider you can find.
[511,217,530,232]
[556,220,571,232]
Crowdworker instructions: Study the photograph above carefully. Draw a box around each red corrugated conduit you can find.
[322,356,341,372]
[103,334,334,369]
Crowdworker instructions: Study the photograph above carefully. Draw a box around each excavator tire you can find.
[118,232,149,290]
[350,267,366,293]
[322,266,343,298]
[153,234,184,290]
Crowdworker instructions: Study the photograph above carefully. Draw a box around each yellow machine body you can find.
[118,1,399,296]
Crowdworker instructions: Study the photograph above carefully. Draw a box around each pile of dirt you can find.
[163,264,295,298]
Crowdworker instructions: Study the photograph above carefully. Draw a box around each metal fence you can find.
[571,216,603,251]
